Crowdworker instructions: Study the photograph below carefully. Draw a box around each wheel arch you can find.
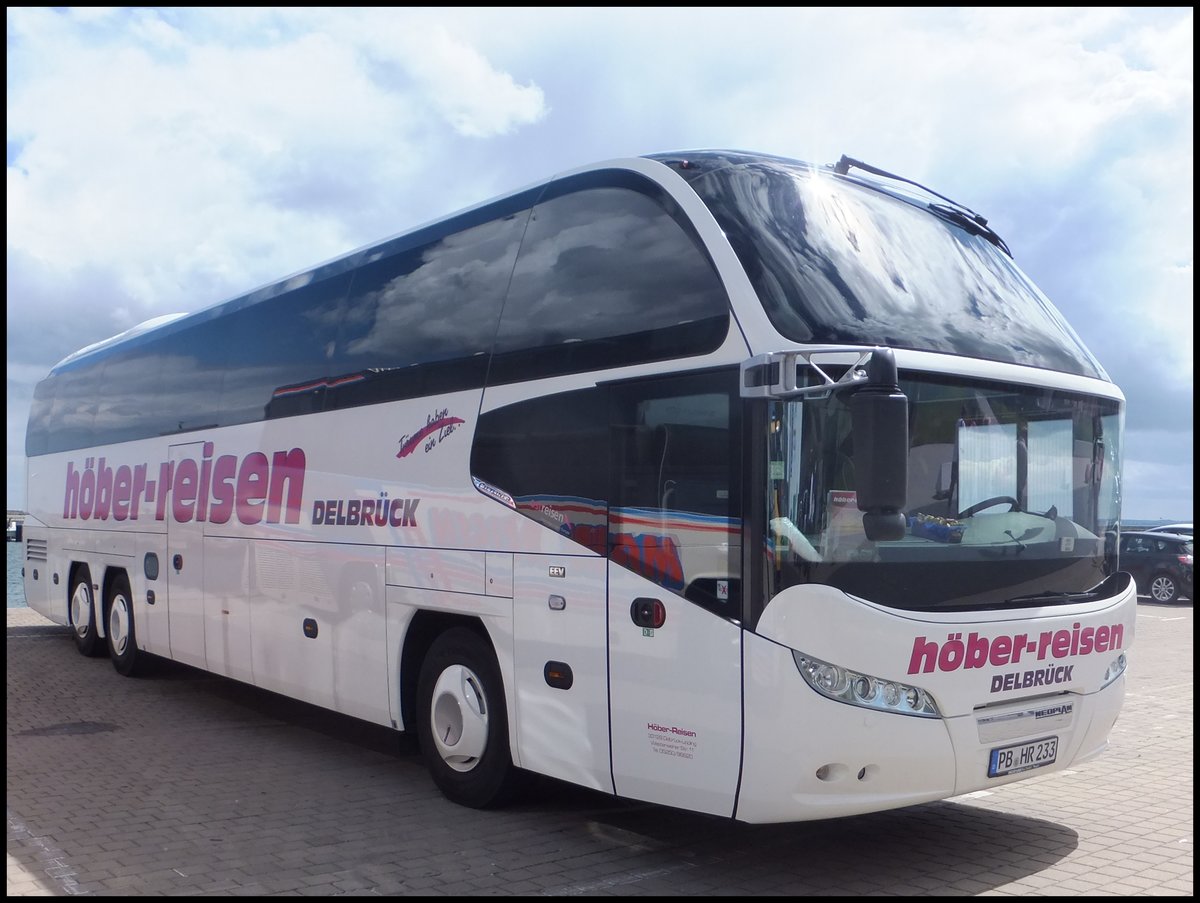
[399,611,494,733]
[101,565,133,626]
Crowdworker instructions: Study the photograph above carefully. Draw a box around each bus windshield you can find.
[765,373,1123,612]
[684,155,1109,380]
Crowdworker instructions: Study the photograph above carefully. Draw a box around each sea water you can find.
[8,541,27,608]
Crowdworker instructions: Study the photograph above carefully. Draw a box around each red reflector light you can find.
[630,597,667,629]
[649,599,666,629]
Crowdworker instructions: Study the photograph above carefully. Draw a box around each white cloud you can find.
[1122,430,1195,522]
[7,7,549,315]
[364,23,547,138]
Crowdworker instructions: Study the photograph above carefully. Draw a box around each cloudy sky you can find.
[6,7,1193,521]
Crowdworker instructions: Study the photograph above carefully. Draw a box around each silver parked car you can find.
[1145,523,1193,538]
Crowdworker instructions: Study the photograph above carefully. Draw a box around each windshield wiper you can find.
[1005,589,1100,605]
[927,204,1013,257]
[832,155,1013,258]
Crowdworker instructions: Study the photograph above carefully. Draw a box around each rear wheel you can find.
[107,574,145,676]
[69,567,104,657]
[1149,572,1180,603]
[416,627,521,808]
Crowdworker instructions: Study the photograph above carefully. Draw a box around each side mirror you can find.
[851,348,909,541]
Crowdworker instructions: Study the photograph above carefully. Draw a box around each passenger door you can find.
[472,367,747,813]
[605,371,745,816]
[607,565,743,816]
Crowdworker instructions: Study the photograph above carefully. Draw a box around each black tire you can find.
[416,627,521,808]
[1149,572,1180,604]
[69,567,104,657]
[106,573,145,676]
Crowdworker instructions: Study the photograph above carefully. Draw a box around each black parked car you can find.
[1119,531,1194,603]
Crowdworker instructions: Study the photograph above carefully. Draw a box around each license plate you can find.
[988,735,1058,777]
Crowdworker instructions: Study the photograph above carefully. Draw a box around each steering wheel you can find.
[958,496,1019,518]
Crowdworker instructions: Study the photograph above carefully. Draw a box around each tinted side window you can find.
[610,369,742,616]
[1122,536,1147,554]
[225,272,352,423]
[471,369,742,617]
[29,200,536,453]
[25,376,57,456]
[471,386,610,554]
[93,343,165,446]
[330,213,528,409]
[45,366,97,452]
[70,314,245,448]
[489,176,729,384]
[133,318,230,439]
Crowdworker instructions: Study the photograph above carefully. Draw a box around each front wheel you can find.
[1149,572,1180,603]
[416,627,521,808]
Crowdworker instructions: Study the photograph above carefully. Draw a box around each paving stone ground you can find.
[7,601,1192,896]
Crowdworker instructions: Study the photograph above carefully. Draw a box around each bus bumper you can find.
[735,629,1128,824]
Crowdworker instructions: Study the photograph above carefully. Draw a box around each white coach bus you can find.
[22,150,1133,823]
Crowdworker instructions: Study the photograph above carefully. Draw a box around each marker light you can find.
[793,651,941,718]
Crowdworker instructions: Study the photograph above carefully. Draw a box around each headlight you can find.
[793,650,941,718]
[1102,652,1128,687]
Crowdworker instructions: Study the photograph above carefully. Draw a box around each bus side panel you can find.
[511,552,612,794]
[249,539,390,726]
[136,531,172,656]
[106,530,170,659]
[61,529,138,650]
[167,442,207,669]
[20,523,60,623]
[607,563,742,817]
[22,455,61,622]
[24,524,172,656]
[203,536,253,683]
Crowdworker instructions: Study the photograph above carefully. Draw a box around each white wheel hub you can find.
[429,664,489,772]
[109,593,132,655]
[71,583,92,638]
